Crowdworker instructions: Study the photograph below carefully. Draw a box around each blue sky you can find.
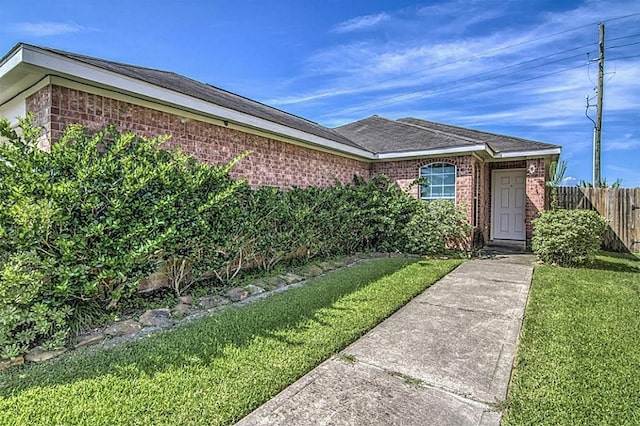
[1,0,638,186]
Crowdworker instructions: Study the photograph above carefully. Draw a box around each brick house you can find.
[0,43,560,247]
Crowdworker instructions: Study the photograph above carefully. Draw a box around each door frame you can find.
[491,168,526,241]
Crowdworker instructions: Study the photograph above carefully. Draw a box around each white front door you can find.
[492,170,526,241]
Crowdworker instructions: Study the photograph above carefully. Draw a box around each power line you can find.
[401,21,638,100]
[608,54,640,61]
[420,13,640,73]
[423,46,596,91]
[445,63,588,101]
[456,52,593,86]
[344,55,592,112]
[325,14,640,115]
[608,41,640,50]
[601,12,640,23]
[329,45,600,113]
[344,13,638,94]
[606,33,640,42]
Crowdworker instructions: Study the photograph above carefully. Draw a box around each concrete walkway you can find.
[236,254,534,426]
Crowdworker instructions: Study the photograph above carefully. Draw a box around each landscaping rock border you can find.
[2,253,419,370]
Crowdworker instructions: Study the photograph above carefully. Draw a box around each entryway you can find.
[492,169,526,241]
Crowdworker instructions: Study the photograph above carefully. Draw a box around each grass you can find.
[0,257,463,425]
[503,252,640,425]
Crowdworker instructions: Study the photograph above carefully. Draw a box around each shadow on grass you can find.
[0,258,430,397]
[586,251,640,274]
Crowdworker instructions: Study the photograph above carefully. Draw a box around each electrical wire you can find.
[606,33,640,42]
[601,12,640,23]
[444,63,589,101]
[607,41,640,50]
[337,52,594,111]
[337,15,637,94]
[424,48,596,90]
[607,54,640,61]
[323,14,640,114]
[418,13,640,74]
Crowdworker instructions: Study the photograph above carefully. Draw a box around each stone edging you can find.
[2,253,416,370]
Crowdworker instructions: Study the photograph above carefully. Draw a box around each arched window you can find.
[419,163,456,201]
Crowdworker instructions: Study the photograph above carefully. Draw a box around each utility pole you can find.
[593,23,605,187]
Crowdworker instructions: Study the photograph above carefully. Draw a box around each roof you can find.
[334,115,482,154]
[334,116,560,157]
[398,117,561,154]
[4,43,364,151]
[1,43,560,161]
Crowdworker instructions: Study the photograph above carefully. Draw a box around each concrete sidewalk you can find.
[236,254,534,426]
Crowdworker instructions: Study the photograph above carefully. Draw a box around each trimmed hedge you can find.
[1,117,247,358]
[403,199,471,255]
[2,116,464,360]
[532,209,608,266]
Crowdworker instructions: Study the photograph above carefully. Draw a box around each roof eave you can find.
[492,148,561,159]
[10,44,376,159]
[3,45,562,163]
[0,44,23,77]
[375,144,488,160]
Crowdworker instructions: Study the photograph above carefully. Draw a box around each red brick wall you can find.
[26,84,549,245]
[25,85,53,152]
[525,158,546,241]
[27,85,370,188]
[371,156,476,223]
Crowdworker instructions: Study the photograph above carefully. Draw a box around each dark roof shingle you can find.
[334,116,480,154]
[398,117,560,154]
[15,44,560,158]
[37,45,364,150]
[334,116,559,155]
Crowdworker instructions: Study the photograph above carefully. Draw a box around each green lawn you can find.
[0,257,463,426]
[503,252,640,425]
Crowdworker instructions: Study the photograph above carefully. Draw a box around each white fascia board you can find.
[375,144,487,160]
[494,148,561,158]
[0,48,23,79]
[19,46,375,159]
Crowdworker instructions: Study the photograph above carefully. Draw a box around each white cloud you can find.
[280,0,639,114]
[562,176,578,185]
[417,1,509,36]
[10,22,85,36]
[604,135,640,151]
[331,13,390,34]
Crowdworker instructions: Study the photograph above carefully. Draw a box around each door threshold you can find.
[486,239,527,252]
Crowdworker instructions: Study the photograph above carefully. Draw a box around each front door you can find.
[492,170,526,241]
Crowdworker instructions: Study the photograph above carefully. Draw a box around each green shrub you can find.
[403,199,471,255]
[0,116,245,356]
[313,176,418,255]
[532,209,608,266]
[0,116,420,359]
[0,251,70,359]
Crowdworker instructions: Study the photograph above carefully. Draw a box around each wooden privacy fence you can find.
[556,187,640,253]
